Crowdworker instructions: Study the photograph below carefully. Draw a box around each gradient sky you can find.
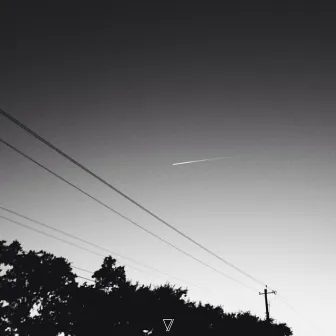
[1,2,336,335]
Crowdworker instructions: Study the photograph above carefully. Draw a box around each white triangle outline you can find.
[163,318,174,332]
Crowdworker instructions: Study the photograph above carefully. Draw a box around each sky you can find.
[1,2,336,335]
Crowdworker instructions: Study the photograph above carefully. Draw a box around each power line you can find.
[0,214,227,296]
[0,108,266,288]
[76,275,95,283]
[0,138,258,292]
[0,215,199,289]
[71,266,96,283]
[0,215,202,287]
[0,206,181,279]
[276,294,326,336]
[72,266,94,274]
[0,206,204,290]
[0,215,146,276]
[0,215,105,258]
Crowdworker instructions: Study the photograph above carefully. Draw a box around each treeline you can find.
[0,239,292,335]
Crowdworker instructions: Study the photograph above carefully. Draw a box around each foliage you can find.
[0,239,293,335]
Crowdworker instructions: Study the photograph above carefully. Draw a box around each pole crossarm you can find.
[259,290,277,295]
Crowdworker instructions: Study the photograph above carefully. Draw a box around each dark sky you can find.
[1,2,335,335]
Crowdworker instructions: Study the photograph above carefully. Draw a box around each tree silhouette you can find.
[92,255,127,293]
[0,240,77,335]
[0,239,293,336]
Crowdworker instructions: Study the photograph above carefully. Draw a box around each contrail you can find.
[172,156,232,166]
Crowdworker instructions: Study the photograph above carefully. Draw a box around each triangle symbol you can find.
[163,318,174,332]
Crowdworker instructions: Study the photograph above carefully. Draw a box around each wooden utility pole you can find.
[259,285,277,322]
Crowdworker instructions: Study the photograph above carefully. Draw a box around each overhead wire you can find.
[0,138,258,292]
[71,266,98,283]
[75,275,95,283]
[72,265,95,275]
[0,215,210,292]
[0,215,236,301]
[0,205,187,280]
[276,294,326,336]
[0,215,105,258]
[0,215,146,275]
[1,215,205,298]
[0,207,206,291]
[0,108,267,288]
[0,213,240,299]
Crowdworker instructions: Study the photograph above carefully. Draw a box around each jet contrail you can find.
[172,156,232,166]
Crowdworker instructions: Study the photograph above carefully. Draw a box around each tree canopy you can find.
[0,239,293,336]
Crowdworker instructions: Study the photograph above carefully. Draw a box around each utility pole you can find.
[259,285,277,322]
